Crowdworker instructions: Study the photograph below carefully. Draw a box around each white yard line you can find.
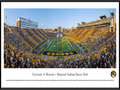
[67,40,79,54]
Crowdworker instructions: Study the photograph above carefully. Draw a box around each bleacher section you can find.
[45,32,57,37]
[64,16,116,54]
[5,26,49,51]
[37,29,49,39]
[77,17,112,28]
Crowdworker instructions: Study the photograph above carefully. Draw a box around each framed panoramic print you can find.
[1,1,119,89]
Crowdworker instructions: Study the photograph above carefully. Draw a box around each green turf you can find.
[45,38,76,53]
[68,38,86,50]
[34,39,48,50]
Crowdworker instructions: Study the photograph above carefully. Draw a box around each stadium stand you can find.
[32,29,44,41]
[4,12,116,68]
[44,29,57,37]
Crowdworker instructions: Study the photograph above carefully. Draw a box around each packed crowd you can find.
[4,38,116,68]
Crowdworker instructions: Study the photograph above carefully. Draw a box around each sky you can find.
[4,8,116,29]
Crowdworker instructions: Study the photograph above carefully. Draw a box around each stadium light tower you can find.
[5,10,7,25]
[110,10,114,17]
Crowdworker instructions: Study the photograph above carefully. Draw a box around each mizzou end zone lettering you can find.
[43,51,77,56]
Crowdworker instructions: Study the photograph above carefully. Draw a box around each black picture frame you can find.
[0,0,119,90]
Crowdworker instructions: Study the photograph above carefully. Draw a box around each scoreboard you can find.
[17,17,38,29]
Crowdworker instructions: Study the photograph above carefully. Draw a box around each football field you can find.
[42,38,78,56]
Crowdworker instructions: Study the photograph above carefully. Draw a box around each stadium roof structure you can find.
[77,16,113,28]
[100,15,107,19]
